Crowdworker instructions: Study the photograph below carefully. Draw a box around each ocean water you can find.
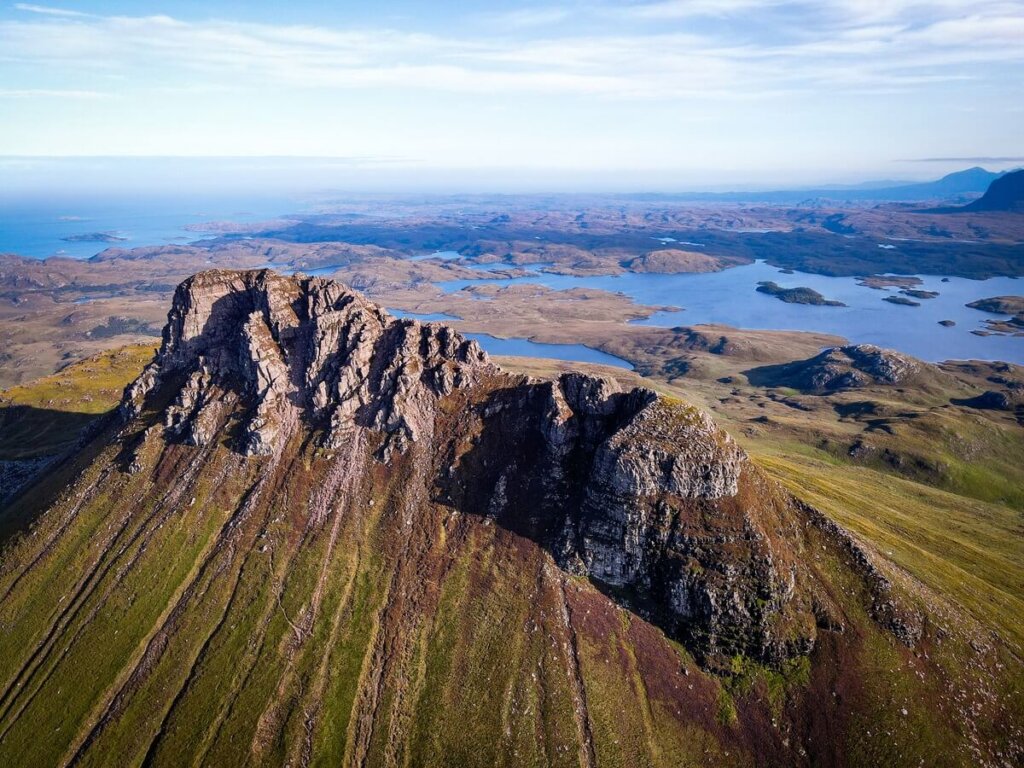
[0,194,300,260]
[435,261,1024,364]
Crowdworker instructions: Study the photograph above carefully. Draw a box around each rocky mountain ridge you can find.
[121,270,493,459]
[2,269,1020,766]
[112,270,919,669]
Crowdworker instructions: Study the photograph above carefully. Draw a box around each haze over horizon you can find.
[2,1,1023,191]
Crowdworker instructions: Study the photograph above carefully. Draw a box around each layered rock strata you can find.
[118,269,916,668]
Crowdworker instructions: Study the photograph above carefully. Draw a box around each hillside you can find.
[926,169,1024,214]
[0,271,1021,766]
[963,169,1024,212]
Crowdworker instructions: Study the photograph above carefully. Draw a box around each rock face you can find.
[549,391,817,663]
[122,270,492,458]
[748,343,922,393]
[441,372,822,665]
[0,456,54,505]
[118,270,913,669]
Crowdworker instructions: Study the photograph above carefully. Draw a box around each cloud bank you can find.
[2,1,1021,100]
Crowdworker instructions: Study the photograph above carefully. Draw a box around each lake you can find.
[464,334,633,369]
[387,309,633,368]
[435,260,1023,364]
[2,198,1020,365]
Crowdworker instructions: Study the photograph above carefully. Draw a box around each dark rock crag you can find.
[961,168,1024,213]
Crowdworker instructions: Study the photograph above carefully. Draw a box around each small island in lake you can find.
[856,275,923,290]
[756,281,846,306]
[61,231,128,243]
[900,289,939,300]
[883,295,920,307]
[966,296,1024,334]
[966,296,1024,315]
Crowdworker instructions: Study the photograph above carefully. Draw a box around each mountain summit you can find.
[120,269,494,459]
[0,270,1018,766]
[121,270,902,666]
[962,168,1024,212]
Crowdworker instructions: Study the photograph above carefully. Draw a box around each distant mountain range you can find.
[961,169,1024,212]
[630,167,1015,205]
[864,167,1004,201]
[922,169,1024,214]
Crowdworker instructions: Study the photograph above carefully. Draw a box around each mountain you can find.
[878,166,1004,201]
[0,270,1021,766]
[961,169,1024,212]
[628,167,1005,204]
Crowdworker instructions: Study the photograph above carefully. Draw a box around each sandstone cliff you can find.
[117,270,918,669]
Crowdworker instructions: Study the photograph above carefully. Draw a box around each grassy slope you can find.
[0,344,156,460]
[752,445,1024,652]
[0,351,1021,765]
[754,392,1024,511]
[3,426,1005,766]
[0,418,739,766]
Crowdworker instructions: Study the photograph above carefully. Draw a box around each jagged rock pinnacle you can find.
[121,269,493,457]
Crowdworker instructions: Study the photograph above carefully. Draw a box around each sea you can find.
[0,194,299,260]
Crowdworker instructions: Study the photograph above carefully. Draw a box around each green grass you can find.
[0,344,155,459]
[0,445,240,766]
[1,344,1022,765]
[752,447,1024,652]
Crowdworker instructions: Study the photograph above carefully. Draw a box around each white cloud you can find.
[13,3,89,17]
[0,88,109,98]
[485,7,572,28]
[0,2,1021,102]
[613,0,785,20]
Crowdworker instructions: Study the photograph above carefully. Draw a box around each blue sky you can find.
[1,1,1022,188]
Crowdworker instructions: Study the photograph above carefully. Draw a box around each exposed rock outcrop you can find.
[0,456,55,505]
[746,343,923,393]
[954,384,1024,424]
[121,270,493,457]
[117,270,918,670]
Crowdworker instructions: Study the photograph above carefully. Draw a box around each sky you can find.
[1,1,1023,190]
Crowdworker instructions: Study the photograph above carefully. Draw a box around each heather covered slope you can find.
[0,271,1021,766]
